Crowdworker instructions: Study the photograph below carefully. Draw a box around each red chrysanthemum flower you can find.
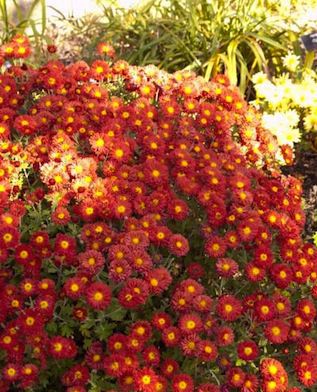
[193,295,213,313]
[297,299,316,321]
[151,312,172,331]
[179,313,203,335]
[85,281,111,310]
[146,268,172,295]
[260,358,288,388]
[0,225,20,249]
[241,374,259,392]
[160,359,180,378]
[264,319,290,344]
[131,320,152,342]
[237,340,259,361]
[162,326,181,347]
[216,295,242,322]
[49,336,77,359]
[62,364,90,386]
[118,278,149,309]
[270,263,293,288]
[298,337,317,355]
[180,333,200,357]
[168,234,190,257]
[103,354,126,377]
[215,325,235,347]
[226,367,245,388]
[205,235,227,258]
[78,249,105,274]
[64,277,86,300]
[134,367,158,392]
[296,365,317,387]
[216,258,239,278]
[186,262,205,279]
[3,363,20,382]
[255,298,276,321]
[172,373,194,392]
[142,345,160,367]
[198,339,218,361]
[109,259,132,282]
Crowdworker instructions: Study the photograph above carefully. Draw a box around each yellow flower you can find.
[282,53,300,72]
[252,71,268,85]
[313,232,317,247]
[304,111,317,132]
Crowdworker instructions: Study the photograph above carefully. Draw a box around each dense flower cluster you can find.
[0,35,315,391]
[252,53,317,161]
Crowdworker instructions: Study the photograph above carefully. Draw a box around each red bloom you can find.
[205,235,227,258]
[0,225,20,249]
[64,277,86,300]
[134,367,158,392]
[118,278,149,309]
[297,299,316,321]
[162,326,181,347]
[264,319,290,344]
[160,359,179,377]
[49,336,77,359]
[215,325,235,347]
[216,295,242,322]
[242,374,259,392]
[226,367,245,388]
[216,258,239,278]
[172,373,194,392]
[270,263,293,288]
[3,363,20,382]
[131,320,152,341]
[146,268,172,294]
[85,282,111,310]
[237,340,259,361]
[103,354,126,377]
[142,345,160,366]
[14,114,37,135]
[179,313,203,335]
[168,234,190,257]
[198,339,218,361]
[109,259,132,282]
[180,334,200,356]
[62,364,89,386]
[151,312,172,331]
[78,249,105,274]
[255,298,275,321]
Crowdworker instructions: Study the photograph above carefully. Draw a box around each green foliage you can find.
[58,0,305,94]
[0,0,46,50]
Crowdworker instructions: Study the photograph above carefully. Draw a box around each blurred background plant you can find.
[0,0,46,56]
[1,0,317,96]
[45,0,317,95]
[252,53,317,159]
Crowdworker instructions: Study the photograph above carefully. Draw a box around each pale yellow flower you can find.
[282,53,300,72]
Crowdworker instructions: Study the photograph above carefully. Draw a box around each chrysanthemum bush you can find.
[0,35,315,392]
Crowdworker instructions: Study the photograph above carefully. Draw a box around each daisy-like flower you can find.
[237,340,259,361]
[118,278,149,309]
[216,258,239,278]
[134,367,158,392]
[168,234,190,257]
[78,249,105,274]
[172,373,194,392]
[216,295,242,322]
[85,282,111,310]
[49,336,77,359]
[198,339,218,362]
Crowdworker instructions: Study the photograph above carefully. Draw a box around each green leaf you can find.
[95,323,116,341]
[105,299,127,321]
